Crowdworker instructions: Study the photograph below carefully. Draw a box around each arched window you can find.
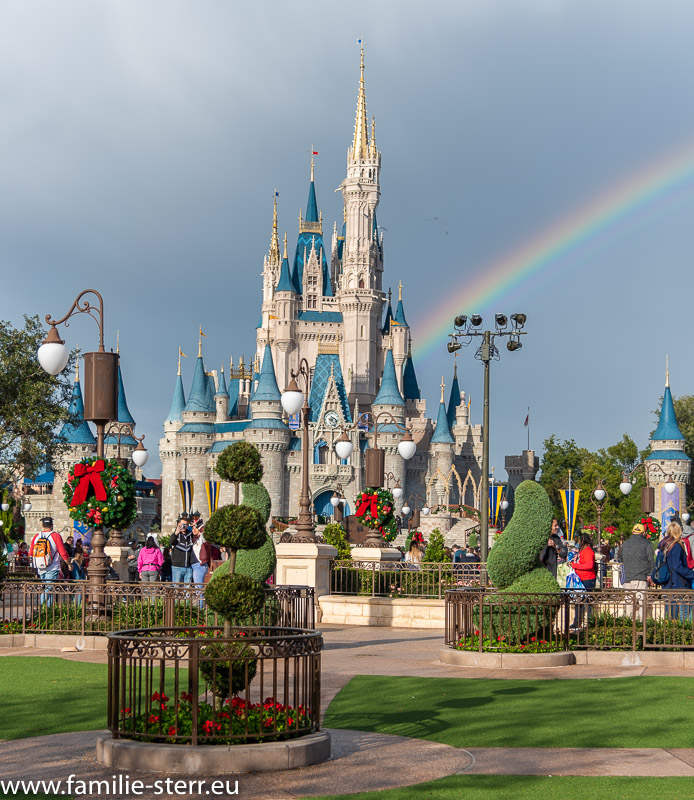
[313,439,328,465]
[358,278,365,288]
[360,325,365,338]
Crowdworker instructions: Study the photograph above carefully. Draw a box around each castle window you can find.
[307,296,317,309]
[359,278,365,288]
[361,325,364,337]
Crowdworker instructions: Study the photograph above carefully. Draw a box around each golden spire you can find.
[398,280,403,301]
[666,355,670,388]
[283,231,288,260]
[229,355,234,375]
[440,377,445,403]
[351,42,369,161]
[116,330,120,354]
[269,191,280,264]
[198,325,204,358]
[370,116,376,156]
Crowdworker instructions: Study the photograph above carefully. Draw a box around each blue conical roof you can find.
[184,356,213,412]
[276,255,294,293]
[394,297,408,327]
[447,366,461,429]
[652,386,685,441]
[382,300,393,334]
[117,363,135,424]
[373,349,405,406]
[204,372,215,409]
[402,353,421,401]
[306,180,318,223]
[253,345,281,403]
[431,400,455,444]
[228,377,239,418]
[166,373,186,422]
[59,381,96,445]
[215,367,228,398]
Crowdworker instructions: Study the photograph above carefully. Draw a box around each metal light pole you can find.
[38,290,118,593]
[447,313,527,561]
[591,478,608,539]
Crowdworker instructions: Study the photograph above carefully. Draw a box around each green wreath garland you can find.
[354,487,398,544]
[63,456,137,530]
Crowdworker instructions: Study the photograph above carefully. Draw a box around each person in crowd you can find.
[192,528,212,606]
[596,537,611,586]
[64,535,75,558]
[620,522,654,617]
[126,539,141,583]
[161,547,173,582]
[137,536,163,582]
[659,522,694,620]
[70,549,86,581]
[171,513,196,583]
[541,518,568,578]
[570,532,596,631]
[404,535,423,566]
[15,541,30,567]
[29,517,71,606]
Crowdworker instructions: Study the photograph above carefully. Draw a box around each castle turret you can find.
[215,364,229,422]
[647,361,690,529]
[430,378,455,505]
[390,281,409,385]
[446,357,461,430]
[59,358,96,451]
[164,351,187,432]
[372,345,407,500]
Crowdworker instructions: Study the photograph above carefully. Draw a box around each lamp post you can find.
[281,359,317,542]
[619,462,677,513]
[447,312,527,561]
[591,478,608,540]
[38,289,119,593]
[401,494,430,531]
[103,422,148,546]
[330,485,346,523]
[384,472,404,500]
[334,412,416,547]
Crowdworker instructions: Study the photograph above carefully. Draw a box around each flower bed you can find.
[455,632,564,653]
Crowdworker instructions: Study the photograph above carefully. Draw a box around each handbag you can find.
[651,550,670,586]
[566,570,585,590]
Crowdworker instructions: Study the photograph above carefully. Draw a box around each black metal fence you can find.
[107,626,322,745]
[0,582,314,636]
[331,560,489,599]
[445,588,694,652]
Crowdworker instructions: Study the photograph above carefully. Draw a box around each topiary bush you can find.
[467,531,478,549]
[486,480,555,590]
[241,482,271,524]
[205,573,266,620]
[204,505,266,556]
[211,535,277,584]
[199,641,258,700]
[423,529,446,562]
[216,441,263,504]
[322,523,352,561]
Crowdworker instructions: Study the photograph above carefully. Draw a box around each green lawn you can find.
[301,775,694,800]
[324,675,694,749]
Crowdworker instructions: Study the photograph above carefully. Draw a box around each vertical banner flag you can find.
[73,520,91,547]
[660,485,680,537]
[560,489,580,540]
[288,413,301,431]
[488,484,503,525]
[205,481,221,517]
[179,480,194,514]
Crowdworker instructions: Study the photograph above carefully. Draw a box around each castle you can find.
[158,49,487,535]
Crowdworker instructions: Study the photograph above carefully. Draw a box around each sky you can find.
[3,0,694,482]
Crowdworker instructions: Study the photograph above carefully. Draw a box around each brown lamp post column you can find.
[39,290,118,594]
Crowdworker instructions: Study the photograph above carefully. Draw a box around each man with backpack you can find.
[29,517,70,606]
[620,522,655,618]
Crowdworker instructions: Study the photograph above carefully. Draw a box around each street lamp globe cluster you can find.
[447,311,527,560]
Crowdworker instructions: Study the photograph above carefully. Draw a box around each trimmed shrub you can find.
[423,529,446,562]
[467,531,478,549]
[212,535,277,584]
[241,482,271,524]
[204,573,266,620]
[216,442,263,503]
[199,641,258,700]
[322,523,351,560]
[204,505,266,553]
[486,480,553,589]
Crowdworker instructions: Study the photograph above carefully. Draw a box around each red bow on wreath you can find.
[640,517,658,534]
[356,492,379,520]
[71,460,108,507]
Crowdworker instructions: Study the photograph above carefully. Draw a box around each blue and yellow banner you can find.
[560,489,580,539]
[488,485,504,525]
[205,481,221,517]
[178,480,194,514]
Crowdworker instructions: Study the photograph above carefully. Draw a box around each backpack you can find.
[32,533,53,571]
[651,549,671,586]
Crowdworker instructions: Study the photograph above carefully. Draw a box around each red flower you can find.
[168,726,177,735]
[121,707,131,715]
[148,714,160,724]
[180,691,193,702]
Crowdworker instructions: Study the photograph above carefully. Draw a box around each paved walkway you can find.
[3,625,694,798]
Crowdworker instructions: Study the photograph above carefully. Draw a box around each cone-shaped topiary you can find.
[467,531,478,549]
[486,480,555,590]
[216,442,263,505]
[204,505,266,555]
[205,572,266,620]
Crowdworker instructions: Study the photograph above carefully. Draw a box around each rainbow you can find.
[411,136,694,360]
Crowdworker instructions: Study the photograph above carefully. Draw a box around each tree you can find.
[538,435,586,518]
[0,316,77,483]
[215,441,263,504]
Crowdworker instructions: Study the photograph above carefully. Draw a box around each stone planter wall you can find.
[318,594,444,628]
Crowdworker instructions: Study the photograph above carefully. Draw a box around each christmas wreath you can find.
[354,487,398,543]
[638,516,661,540]
[63,457,137,530]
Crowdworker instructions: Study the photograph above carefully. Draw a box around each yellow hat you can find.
[632,523,645,534]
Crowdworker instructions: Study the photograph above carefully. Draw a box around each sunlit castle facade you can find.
[159,50,485,536]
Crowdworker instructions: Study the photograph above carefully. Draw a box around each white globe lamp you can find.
[132,444,149,468]
[401,504,411,517]
[619,480,633,496]
[392,484,403,500]
[422,506,430,516]
[665,479,677,495]
[594,488,606,502]
[334,432,354,461]
[280,377,304,416]
[397,431,416,461]
[37,327,69,375]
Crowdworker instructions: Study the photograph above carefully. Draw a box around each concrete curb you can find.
[95,730,331,774]
[440,647,575,668]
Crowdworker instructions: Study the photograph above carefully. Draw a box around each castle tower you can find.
[261,193,282,318]
[338,46,384,405]
[430,378,455,505]
[390,281,409,383]
[446,356,461,430]
[372,345,407,501]
[647,362,690,531]
[274,232,298,392]
[215,364,229,423]
[160,352,188,531]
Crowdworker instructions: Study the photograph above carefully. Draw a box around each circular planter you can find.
[440,647,575,669]
[96,730,331,773]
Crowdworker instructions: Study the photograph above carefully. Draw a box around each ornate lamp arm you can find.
[45,289,106,352]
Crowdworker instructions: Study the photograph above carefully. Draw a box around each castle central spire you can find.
[269,191,281,264]
[351,43,369,161]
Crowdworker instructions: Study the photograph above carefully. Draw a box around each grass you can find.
[300,775,694,800]
[0,657,187,741]
[323,675,694,749]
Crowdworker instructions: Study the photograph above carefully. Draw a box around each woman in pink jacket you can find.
[137,536,163,582]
